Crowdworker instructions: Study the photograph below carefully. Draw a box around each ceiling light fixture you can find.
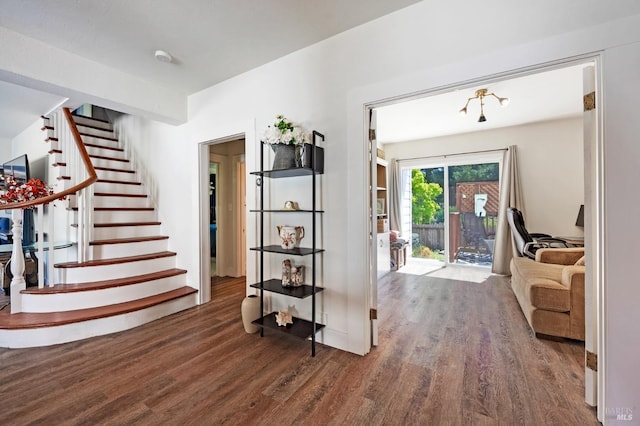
[459,88,510,122]
[154,49,173,63]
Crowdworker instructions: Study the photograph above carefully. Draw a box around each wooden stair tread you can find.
[55,251,176,268]
[89,154,129,162]
[72,113,110,124]
[94,192,147,198]
[70,207,154,211]
[94,166,135,173]
[71,221,161,228]
[90,235,168,245]
[97,179,141,185]
[21,268,187,294]
[0,286,196,330]
[75,122,113,131]
[80,132,118,141]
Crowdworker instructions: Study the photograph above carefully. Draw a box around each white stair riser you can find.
[96,170,138,182]
[90,157,131,170]
[92,195,151,208]
[0,294,196,349]
[67,195,150,209]
[85,146,127,161]
[48,139,60,151]
[76,125,117,138]
[94,181,145,194]
[91,239,168,259]
[92,210,156,222]
[73,116,113,131]
[67,185,145,207]
[83,136,121,150]
[92,224,162,240]
[56,256,177,283]
[21,275,187,313]
[55,179,74,192]
[49,151,63,164]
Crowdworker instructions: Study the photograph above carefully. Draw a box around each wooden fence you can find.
[412,214,498,252]
[412,223,445,250]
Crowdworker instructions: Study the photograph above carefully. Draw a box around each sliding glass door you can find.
[407,153,501,267]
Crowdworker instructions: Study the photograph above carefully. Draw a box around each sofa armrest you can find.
[562,265,586,340]
[535,247,585,265]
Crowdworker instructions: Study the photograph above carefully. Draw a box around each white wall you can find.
[10,119,50,182]
[602,41,640,423]
[0,137,11,163]
[179,5,640,416]
[383,117,585,238]
[112,115,195,286]
[76,4,640,416]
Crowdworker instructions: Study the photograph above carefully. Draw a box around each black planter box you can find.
[301,143,324,173]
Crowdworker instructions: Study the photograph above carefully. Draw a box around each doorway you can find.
[208,138,246,280]
[368,57,601,406]
[405,156,501,268]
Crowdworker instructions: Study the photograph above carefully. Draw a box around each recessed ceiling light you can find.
[154,50,173,63]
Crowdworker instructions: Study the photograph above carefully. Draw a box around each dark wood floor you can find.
[0,271,598,425]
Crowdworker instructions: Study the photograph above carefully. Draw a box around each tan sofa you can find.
[510,247,585,341]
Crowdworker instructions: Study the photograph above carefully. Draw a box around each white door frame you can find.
[198,132,249,304]
[395,151,504,266]
[364,54,605,409]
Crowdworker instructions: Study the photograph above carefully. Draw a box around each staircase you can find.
[0,112,197,348]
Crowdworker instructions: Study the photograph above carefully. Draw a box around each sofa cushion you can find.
[575,256,585,266]
[536,247,585,265]
[511,257,570,312]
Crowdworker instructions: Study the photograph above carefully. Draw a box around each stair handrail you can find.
[2,108,98,210]
[4,107,97,313]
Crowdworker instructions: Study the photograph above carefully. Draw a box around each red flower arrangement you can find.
[0,176,57,206]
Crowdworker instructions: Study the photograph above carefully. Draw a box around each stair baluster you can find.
[9,209,26,313]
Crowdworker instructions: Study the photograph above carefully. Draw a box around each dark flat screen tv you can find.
[2,154,30,189]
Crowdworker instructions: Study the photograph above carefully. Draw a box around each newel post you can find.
[10,208,26,313]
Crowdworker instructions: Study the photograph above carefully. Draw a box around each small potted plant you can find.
[262,115,309,169]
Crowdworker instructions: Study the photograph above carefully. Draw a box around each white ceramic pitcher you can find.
[277,225,304,249]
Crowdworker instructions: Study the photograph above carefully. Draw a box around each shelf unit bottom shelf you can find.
[252,312,325,340]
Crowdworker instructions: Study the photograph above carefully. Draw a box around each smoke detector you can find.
[154,50,173,63]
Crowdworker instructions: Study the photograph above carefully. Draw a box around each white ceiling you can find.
[0,1,595,143]
[376,64,586,144]
[0,0,420,140]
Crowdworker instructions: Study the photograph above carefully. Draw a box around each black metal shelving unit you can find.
[249,131,325,357]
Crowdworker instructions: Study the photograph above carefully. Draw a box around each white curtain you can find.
[491,145,523,275]
[389,159,402,234]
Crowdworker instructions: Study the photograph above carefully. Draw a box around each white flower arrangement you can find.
[263,114,309,145]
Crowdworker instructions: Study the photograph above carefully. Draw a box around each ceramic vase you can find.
[271,144,299,170]
[277,225,304,249]
[241,294,260,333]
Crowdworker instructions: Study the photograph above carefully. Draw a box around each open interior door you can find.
[369,108,379,347]
[582,64,599,410]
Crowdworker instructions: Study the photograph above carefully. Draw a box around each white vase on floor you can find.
[241,295,260,333]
